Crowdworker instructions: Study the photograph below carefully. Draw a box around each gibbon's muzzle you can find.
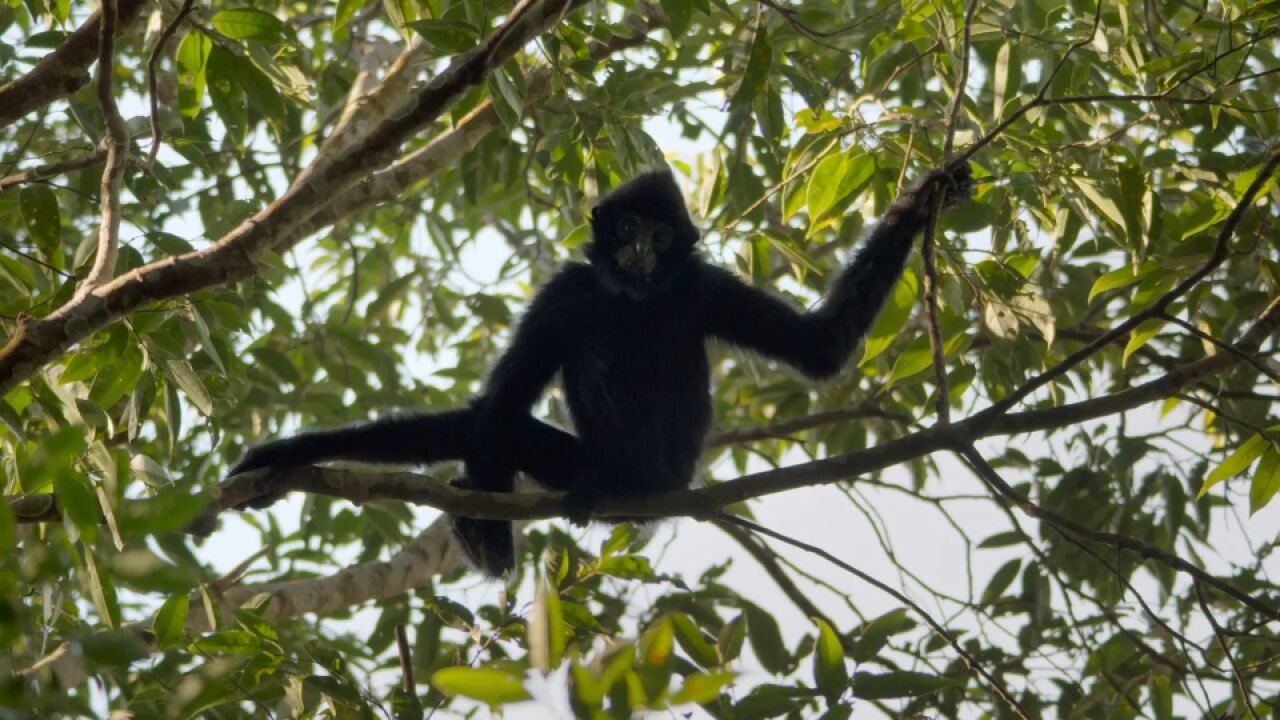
[615,241,657,278]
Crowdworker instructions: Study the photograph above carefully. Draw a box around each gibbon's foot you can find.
[563,490,601,528]
[449,476,516,576]
[227,446,298,510]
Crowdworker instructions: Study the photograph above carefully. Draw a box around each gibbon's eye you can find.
[617,215,638,241]
[652,225,674,251]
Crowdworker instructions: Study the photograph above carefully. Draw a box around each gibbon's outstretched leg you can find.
[699,165,973,375]
[229,409,583,514]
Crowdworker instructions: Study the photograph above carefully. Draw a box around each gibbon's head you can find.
[586,168,700,298]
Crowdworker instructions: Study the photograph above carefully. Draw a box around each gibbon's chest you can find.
[565,299,707,383]
[561,294,711,413]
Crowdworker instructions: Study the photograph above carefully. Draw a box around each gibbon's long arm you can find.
[468,267,588,470]
[700,167,969,378]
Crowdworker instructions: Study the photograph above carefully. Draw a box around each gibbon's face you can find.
[586,170,699,299]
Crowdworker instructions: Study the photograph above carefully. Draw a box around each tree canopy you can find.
[1,0,1279,717]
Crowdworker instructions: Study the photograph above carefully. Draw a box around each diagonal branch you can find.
[954,443,1279,622]
[0,0,149,129]
[969,151,1280,423]
[723,514,1032,720]
[0,0,592,397]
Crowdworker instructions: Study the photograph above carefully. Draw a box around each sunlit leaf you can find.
[432,668,530,706]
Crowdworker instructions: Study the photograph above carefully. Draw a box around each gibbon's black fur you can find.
[230,164,973,576]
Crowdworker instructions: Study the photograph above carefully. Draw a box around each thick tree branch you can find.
[0,0,149,129]
[0,0,591,397]
[279,13,662,249]
[24,515,465,683]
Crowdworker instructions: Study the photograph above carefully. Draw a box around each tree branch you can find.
[955,443,1279,622]
[0,150,105,194]
[722,514,1032,720]
[145,0,195,169]
[0,0,150,129]
[0,0,592,397]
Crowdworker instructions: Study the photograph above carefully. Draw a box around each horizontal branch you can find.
[0,150,105,194]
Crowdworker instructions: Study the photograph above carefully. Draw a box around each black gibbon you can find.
[230,163,973,575]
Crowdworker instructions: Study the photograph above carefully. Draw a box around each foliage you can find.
[1,0,1279,717]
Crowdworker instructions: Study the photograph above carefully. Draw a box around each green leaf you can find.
[1248,447,1280,514]
[1121,319,1165,367]
[977,531,1022,548]
[727,18,770,111]
[305,674,364,707]
[432,667,530,706]
[744,603,790,674]
[851,609,912,663]
[211,8,287,42]
[851,670,960,699]
[153,594,190,647]
[659,0,693,38]
[334,0,371,31]
[0,500,14,555]
[175,32,211,118]
[191,629,267,654]
[1199,433,1269,497]
[487,71,524,130]
[235,55,288,127]
[79,630,149,667]
[886,338,933,386]
[670,671,734,705]
[163,358,214,416]
[1070,177,1125,229]
[53,471,97,533]
[206,46,247,140]
[1087,260,1159,304]
[718,615,745,664]
[812,617,847,702]
[980,559,1020,604]
[806,151,873,222]
[20,186,60,258]
[671,613,719,669]
[249,347,301,386]
[406,20,479,55]
[1150,676,1174,720]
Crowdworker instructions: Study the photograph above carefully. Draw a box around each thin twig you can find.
[716,519,846,645]
[970,151,1280,426]
[1158,311,1280,385]
[955,443,1280,622]
[395,624,416,692]
[721,513,1032,720]
[146,0,196,169]
[0,150,104,194]
[1195,582,1262,720]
